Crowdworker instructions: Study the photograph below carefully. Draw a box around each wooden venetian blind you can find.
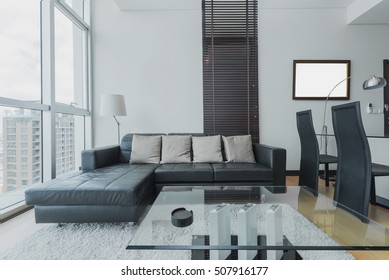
[202,0,259,143]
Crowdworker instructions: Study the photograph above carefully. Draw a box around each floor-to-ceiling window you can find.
[52,0,90,177]
[0,0,91,222]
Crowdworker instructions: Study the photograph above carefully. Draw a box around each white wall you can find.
[92,2,389,177]
[92,0,203,147]
[259,7,389,199]
[259,8,389,171]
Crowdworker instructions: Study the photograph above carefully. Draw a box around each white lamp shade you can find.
[362,75,387,90]
[100,94,127,116]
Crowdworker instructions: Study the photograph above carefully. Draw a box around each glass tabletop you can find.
[127,186,389,259]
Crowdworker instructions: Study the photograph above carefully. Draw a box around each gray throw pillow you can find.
[222,135,256,163]
[192,135,223,163]
[161,135,191,163]
[130,135,162,164]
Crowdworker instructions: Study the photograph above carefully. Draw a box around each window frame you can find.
[41,0,92,181]
[0,0,92,220]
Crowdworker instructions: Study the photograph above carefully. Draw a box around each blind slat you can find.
[202,0,259,143]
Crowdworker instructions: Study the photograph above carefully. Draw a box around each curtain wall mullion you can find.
[84,0,93,149]
[41,0,56,181]
[53,104,90,116]
[55,0,89,30]
[0,97,50,111]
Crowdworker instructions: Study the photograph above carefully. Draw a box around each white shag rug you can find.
[0,222,138,260]
[0,204,354,260]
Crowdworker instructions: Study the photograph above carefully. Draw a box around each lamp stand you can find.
[113,116,121,145]
[320,76,351,154]
[321,125,328,155]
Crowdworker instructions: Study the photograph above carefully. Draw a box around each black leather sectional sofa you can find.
[25,133,286,223]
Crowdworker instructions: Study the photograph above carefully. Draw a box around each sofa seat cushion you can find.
[155,163,214,183]
[25,164,159,207]
[212,163,273,182]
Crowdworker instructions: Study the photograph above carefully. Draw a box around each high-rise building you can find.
[2,109,41,193]
[1,109,75,194]
[56,114,76,176]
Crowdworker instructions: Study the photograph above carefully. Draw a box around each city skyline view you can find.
[0,108,77,195]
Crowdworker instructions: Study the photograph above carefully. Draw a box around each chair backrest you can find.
[296,110,320,192]
[331,101,372,218]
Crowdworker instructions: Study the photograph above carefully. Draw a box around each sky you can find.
[0,1,41,101]
[0,0,83,147]
[0,0,77,104]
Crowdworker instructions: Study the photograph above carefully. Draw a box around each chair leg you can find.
[370,176,377,205]
[325,163,329,187]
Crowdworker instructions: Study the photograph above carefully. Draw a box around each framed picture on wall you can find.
[293,60,351,100]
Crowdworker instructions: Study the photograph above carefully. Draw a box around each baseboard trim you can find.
[286,170,337,176]
[286,170,300,176]
[375,196,389,209]
[0,205,33,224]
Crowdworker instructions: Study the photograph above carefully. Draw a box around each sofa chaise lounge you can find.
[25,133,286,223]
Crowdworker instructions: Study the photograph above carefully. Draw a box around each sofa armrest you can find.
[81,145,121,171]
[253,143,286,186]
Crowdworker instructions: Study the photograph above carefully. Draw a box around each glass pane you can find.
[55,113,84,176]
[0,107,42,211]
[55,8,84,107]
[0,1,41,101]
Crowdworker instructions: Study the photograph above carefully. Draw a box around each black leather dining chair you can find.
[332,101,389,219]
[296,110,337,192]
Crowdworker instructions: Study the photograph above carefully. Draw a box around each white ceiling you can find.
[113,0,389,24]
[349,0,389,24]
[260,0,357,9]
[261,0,389,24]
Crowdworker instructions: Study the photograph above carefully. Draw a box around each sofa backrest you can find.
[119,133,207,163]
[119,133,261,164]
[119,133,164,163]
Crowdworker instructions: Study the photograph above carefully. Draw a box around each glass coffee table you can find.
[126,186,389,260]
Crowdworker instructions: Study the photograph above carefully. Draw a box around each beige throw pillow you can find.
[192,135,223,163]
[222,135,256,163]
[161,135,191,163]
[130,135,162,164]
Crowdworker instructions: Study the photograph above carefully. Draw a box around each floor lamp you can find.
[363,75,387,90]
[321,76,351,154]
[321,75,387,153]
[319,75,386,183]
[100,94,127,145]
[363,75,388,112]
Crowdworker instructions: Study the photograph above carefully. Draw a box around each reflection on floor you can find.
[287,176,389,260]
[0,176,388,260]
